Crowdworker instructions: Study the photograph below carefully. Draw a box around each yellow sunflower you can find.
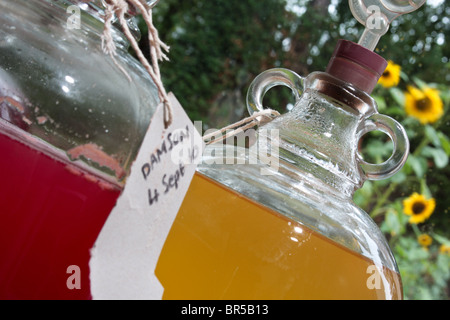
[402,192,436,224]
[404,86,444,124]
[417,234,433,248]
[439,244,450,255]
[378,60,401,88]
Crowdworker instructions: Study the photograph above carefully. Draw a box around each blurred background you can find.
[137,0,449,299]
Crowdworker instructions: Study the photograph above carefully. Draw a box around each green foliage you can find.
[150,0,290,124]
[394,236,450,300]
[146,0,448,127]
[355,77,450,299]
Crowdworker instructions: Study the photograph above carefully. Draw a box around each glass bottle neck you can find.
[262,72,378,198]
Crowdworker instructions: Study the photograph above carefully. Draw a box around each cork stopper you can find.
[326,40,387,94]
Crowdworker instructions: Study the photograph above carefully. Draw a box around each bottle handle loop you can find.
[246,68,304,116]
[357,113,409,180]
[247,68,409,181]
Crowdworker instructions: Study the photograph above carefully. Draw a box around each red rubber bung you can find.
[326,40,387,94]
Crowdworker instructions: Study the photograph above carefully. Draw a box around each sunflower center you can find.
[412,202,426,215]
[416,97,431,112]
[382,70,391,78]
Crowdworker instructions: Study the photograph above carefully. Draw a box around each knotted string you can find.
[101,0,172,128]
[203,109,280,145]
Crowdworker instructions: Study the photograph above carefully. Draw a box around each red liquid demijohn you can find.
[0,119,122,299]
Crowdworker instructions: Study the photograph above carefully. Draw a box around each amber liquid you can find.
[155,173,402,299]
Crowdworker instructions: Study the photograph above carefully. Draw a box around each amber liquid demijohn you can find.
[155,173,403,300]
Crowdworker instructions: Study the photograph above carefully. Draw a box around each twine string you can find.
[203,109,280,145]
[101,0,172,128]
[95,1,281,136]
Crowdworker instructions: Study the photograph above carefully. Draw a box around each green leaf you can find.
[422,146,449,169]
[389,87,405,106]
[353,181,373,208]
[436,254,450,275]
[432,233,450,246]
[433,149,448,168]
[373,95,387,112]
[381,208,406,236]
[390,170,406,183]
[360,180,373,196]
[397,202,410,226]
[385,106,406,117]
[399,70,409,82]
[420,179,432,199]
[424,125,441,148]
[417,287,434,300]
[407,154,428,178]
[412,77,428,90]
[437,132,450,156]
[410,245,429,260]
[367,140,391,159]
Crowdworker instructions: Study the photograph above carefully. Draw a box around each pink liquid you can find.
[0,120,122,299]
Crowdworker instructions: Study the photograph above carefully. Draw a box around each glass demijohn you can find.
[0,0,159,299]
[151,0,421,299]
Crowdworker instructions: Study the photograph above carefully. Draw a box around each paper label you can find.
[89,93,203,299]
